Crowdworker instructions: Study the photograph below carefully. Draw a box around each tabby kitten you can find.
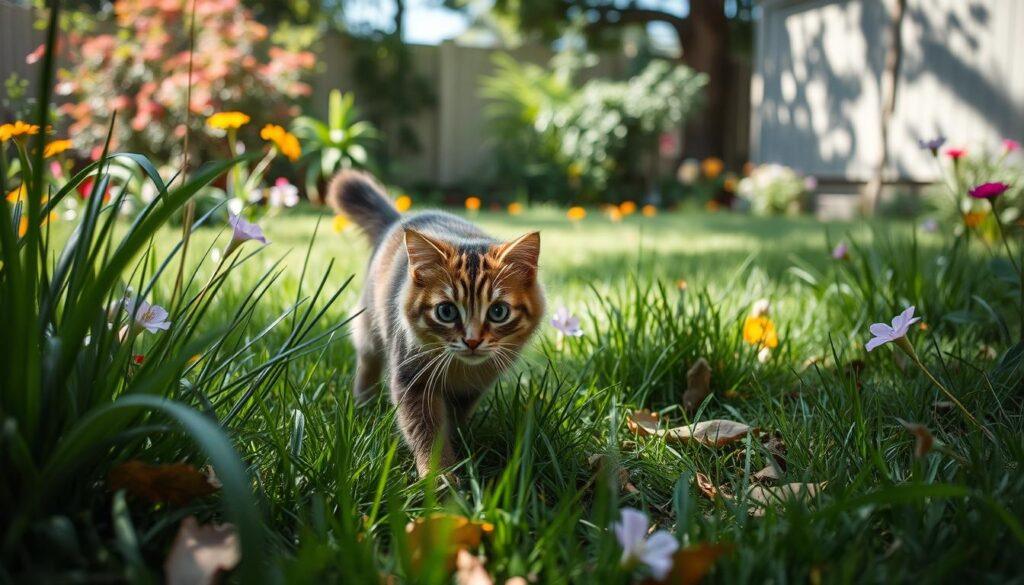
[327,171,545,477]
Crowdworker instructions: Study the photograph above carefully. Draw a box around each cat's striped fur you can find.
[328,171,545,477]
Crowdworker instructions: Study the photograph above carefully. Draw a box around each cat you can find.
[327,171,545,477]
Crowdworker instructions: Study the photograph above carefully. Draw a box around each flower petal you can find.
[868,323,894,338]
[641,531,678,580]
[865,337,887,352]
[613,508,648,552]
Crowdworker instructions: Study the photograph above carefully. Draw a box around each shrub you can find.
[44,0,315,161]
[736,163,809,216]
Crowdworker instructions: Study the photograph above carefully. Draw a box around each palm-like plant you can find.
[292,90,377,204]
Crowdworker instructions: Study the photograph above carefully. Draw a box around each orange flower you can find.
[964,211,987,228]
[743,315,779,349]
[507,202,523,215]
[606,206,623,222]
[332,214,349,233]
[43,139,73,158]
[701,157,724,179]
[676,279,688,291]
[641,204,657,217]
[618,200,637,216]
[395,194,412,212]
[18,211,57,237]
[723,176,737,193]
[6,184,26,203]
[705,200,721,212]
[567,206,586,221]
[260,124,301,161]
[465,196,481,211]
[207,111,250,130]
[1,121,40,142]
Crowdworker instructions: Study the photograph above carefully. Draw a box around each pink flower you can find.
[831,242,849,260]
[128,299,172,334]
[1003,139,1021,154]
[550,307,583,337]
[968,182,1010,200]
[945,147,967,160]
[866,306,920,352]
[225,214,268,256]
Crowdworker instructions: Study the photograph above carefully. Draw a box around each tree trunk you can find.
[864,0,907,216]
[679,0,730,161]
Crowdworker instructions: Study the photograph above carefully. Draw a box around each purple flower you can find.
[831,242,849,260]
[550,306,583,337]
[917,136,946,154]
[968,182,1010,200]
[921,218,939,233]
[128,299,171,334]
[613,508,678,580]
[225,214,268,256]
[866,306,920,352]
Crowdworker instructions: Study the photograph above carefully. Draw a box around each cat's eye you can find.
[487,302,511,323]
[435,302,459,323]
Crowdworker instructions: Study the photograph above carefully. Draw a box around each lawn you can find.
[14,203,1020,583]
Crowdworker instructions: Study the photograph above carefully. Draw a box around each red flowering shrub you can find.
[43,0,315,160]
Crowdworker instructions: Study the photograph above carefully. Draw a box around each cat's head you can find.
[402,229,544,365]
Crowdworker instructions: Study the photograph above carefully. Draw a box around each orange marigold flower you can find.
[465,196,481,211]
[618,200,637,216]
[641,204,657,217]
[607,206,623,222]
[207,111,250,130]
[395,194,412,212]
[43,139,73,158]
[566,206,586,221]
[507,202,523,215]
[1,121,40,142]
[701,157,724,179]
[260,124,301,161]
[743,315,779,349]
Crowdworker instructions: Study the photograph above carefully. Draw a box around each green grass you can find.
[9,204,1024,582]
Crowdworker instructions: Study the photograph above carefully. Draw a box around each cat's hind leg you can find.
[351,312,384,404]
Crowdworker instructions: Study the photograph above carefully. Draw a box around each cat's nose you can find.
[463,338,482,350]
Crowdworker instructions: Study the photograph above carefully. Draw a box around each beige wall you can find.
[752,0,1024,183]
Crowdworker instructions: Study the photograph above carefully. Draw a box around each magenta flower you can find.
[613,508,678,580]
[917,136,946,154]
[945,147,967,160]
[225,214,268,256]
[968,182,1009,200]
[1003,139,1021,154]
[831,242,849,260]
[866,306,920,352]
[550,307,583,337]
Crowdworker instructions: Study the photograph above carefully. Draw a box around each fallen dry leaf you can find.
[897,419,934,458]
[627,411,753,447]
[682,358,712,413]
[165,516,240,585]
[746,483,825,516]
[455,550,494,585]
[405,513,494,571]
[108,461,219,505]
[643,542,734,585]
[752,464,780,482]
[695,473,726,501]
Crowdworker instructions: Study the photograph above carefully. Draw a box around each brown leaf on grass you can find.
[644,542,734,585]
[108,461,219,505]
[752,464,780,482]
[165,516,240,585]
[694,473,728,501]
[455,550,494,585]
[682,358,712,413]
[627,411,753,447]
[405,513,494,571]
[897,419,934,457]
[746,483,825,517]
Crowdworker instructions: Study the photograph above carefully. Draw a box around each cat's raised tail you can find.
[326,170,400,245]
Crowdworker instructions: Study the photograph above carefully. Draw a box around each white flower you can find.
[751,298,771,317]
[227,198,244,216]
[613,508,678,580]
[267,178,299,208]
[128,299,171,333]
[550,306,583,337]
[866,306,920,352]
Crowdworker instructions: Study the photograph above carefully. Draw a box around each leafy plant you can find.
[292,90,377,204]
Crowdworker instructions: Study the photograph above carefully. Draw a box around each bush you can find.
[45,0,315,161]
[736,163,809,216]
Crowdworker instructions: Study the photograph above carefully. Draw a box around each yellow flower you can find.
[260,124,301,161]
[465,196,481,211]
[964,211,987,228]
[723,175,737,193]
[1,121,40,142]
[641,204,657,217]
[332,214,350,233]
[43,139,73,158]
[743,315,779,349]
[395,194,412,212]
[676,279,688,291]
[6,184,26,203]
[606,206,622,222]
[701,157,724,179]
[207,111,250,131]
[567,206,586,221]
[507,202,523,215]
[618,200,637,216]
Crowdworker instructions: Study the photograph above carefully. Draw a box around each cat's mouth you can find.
[453,349,491,365]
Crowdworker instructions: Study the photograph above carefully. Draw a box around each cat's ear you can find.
[494,231,540,282]
[405,229,451,282]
